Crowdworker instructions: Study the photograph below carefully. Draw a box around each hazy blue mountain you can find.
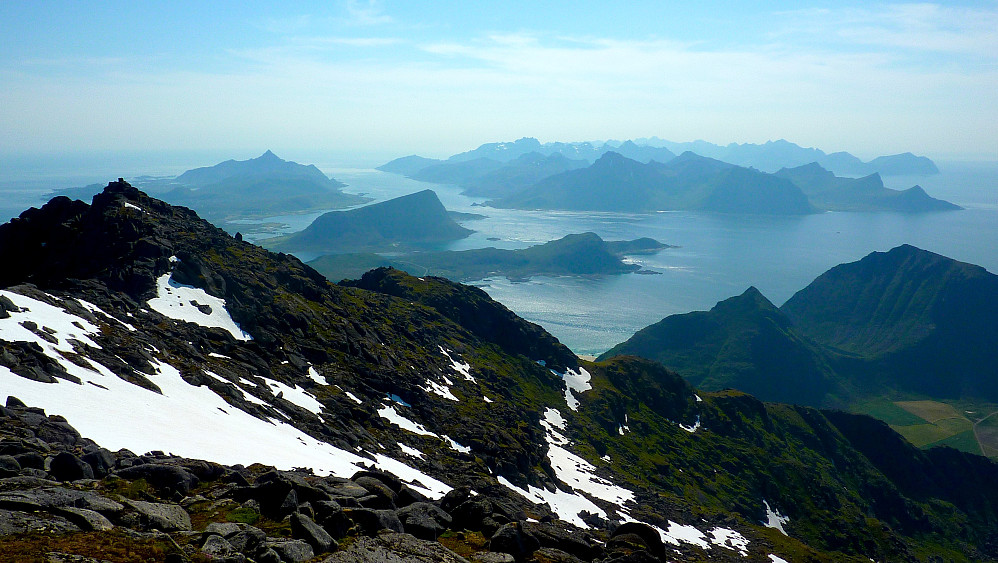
[781,244,998,399]
[599,287,849,407]
[376,154,443,175]
[409,157,505,185]
[460,152,590,198]
[775,162,959,212]
[491,151,816,214]
[445,136,545,163]
[176,150,340,186]
[605,140,676,163]
[309,232,670,282]
[633,137,938,176]
[265,189,473,254]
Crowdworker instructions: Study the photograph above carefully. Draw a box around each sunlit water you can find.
[2,156,996,356]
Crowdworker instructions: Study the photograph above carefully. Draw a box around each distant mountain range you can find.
[264,189,473,254]
[379,139,951,214]
[308,232,670,282]
[601,245,998,409]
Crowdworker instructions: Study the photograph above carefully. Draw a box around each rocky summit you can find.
[1,180,997,562]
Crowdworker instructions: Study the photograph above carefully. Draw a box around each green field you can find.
[854,398,994,457]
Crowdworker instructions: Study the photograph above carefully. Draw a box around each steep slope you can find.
[2,185,998,560]
[265,189,473,254]
[775,163,959,212]
[781,245,998,399]
[598,287,849,407]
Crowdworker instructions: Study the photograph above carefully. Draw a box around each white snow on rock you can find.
[769,555,790,563]
[399,443,424,458]
[695,394,703,402]
[497,476,607,528]
[439,346,475,382]
[0,357,448,498]
[680,415,701,433]
[763,500,790,535]
[618,413,630,435]
[77,298,137,331]
[422,378,459,401]
[123,202,145,213]
[338,387,363,404]
[263,378,323,415]
[147,264,251,341]
[709,527,750,556]
[377,404,435,436]
[307,366,325,385]
[443,435,471,453]
[660,521,709,549]
[483,395,494,403]
[559,367,591,411]
[0,290,103,354]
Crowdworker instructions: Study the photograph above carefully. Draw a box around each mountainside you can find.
[782,245,998,399]
[167,151,366,223]
[2,185,998,561]
[308,233,670,283]
[264,189,473,254]
[376,155,443,176]
[598,288,850,407]
[491,152,816,214]
[460,152,590,198]
[775,163,959,212]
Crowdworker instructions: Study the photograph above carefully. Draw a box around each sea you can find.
[2,153,996,356]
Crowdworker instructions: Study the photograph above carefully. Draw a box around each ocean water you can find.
[2,155,995,356]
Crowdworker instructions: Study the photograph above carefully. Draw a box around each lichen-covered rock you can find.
[321,532,468,562]
[124,499,192,531]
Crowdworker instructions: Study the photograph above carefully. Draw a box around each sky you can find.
[1,1,996,163]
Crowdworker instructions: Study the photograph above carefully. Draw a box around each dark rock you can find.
[5,396,27,409]
[256,547,282,563]
[0,486,123,516]
[441,486,472,512]
[267,539,315,562]
[321,532,468,562]
[396,484,429,507]
[290,512,334,553]
[609,522,664,558]
[316,500,352,539]
[472,554,515,563]
[125,499,192,531]
[490,523,541,563]
[81,448,115,478]
[227,526,266,554]
[202,534,246,561]
[280,488,300,515]
[452,497,492,530]
[0,507,80,535]
[351,470,404,493]
[396,502,452,540]
[352,475,397,508]
[13,452,44,470]
[49,451,94,481]
[0,455,19,478]
[204,521,243,537]
[343,507,404,535]
[115,463,199,496]
[528,547,585,563]
[522,521,602,560]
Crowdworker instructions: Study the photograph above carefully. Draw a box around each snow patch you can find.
[680,415,701,433]
[399,443,423,458]
[709,527,749,556]
[77,299,137,331]
[497,476,607,528]
[147,264,251,341]
[443,435,471,453]
[763,500,789,535]
[307,366,325,385]
[769,555,789,563]
[559,366,591,411]
[123,202,145,213]
[483,395,493,403]
[377,404,435,436]
[422,378,459,401]
[263,378,323,415]
[439,346,475,382]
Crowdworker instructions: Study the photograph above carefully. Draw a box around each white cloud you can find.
[345,0,392,26]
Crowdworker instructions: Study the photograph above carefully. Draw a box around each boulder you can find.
[267,539,315,563]
[342,507,404,535]
[528,547,585,563]
[81,448,115,478]
[49,451,93,481]
[490,523,540,563]
[0,456,20,478]
[396,502,452,540]
[290,512,334,554]
[125,499,192,531]
[55,506,114,531]
[321,532,468,562]
[115,463,199,496]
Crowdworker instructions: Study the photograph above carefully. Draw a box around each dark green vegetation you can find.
[776,163,960,212]
[308,232,670,282]
[264,189,473,254]
[602,245,998,458]
[2,184,997,560]
[381,139,951,215]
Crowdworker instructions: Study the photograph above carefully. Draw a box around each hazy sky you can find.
[2,1,996,161]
